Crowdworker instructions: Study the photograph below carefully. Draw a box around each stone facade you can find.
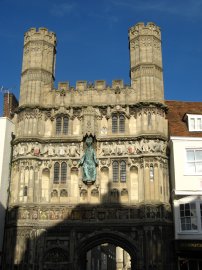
[2,23,175,270]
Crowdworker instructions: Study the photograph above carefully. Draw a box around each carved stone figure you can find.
[48,144,55,156]
[78,137,98,184]
[33,142,40,156]
[100,142,111,156]
[69,143,79,157]
[57,144,66,156]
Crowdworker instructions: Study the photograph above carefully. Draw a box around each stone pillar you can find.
[116,246,124,270]
[129,22,164,102]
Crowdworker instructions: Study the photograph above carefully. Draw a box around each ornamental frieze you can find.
[7,204,172,223]
[98,139,167,157]
[13,142,81,158]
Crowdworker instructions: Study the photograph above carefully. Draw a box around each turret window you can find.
[54,162,67,184]
[112,160,126,182]
[112,113,125,133]
[56,116,69,135]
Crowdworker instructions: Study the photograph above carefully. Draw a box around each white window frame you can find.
[187,114,202,132]
[185,148,202,175]
[179,202,198,232]
[174,196,202,235]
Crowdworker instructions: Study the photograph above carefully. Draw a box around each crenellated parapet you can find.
[19,22,165,108]
[24,27,56,46]
[129,22,161,40]
[57,79,126,92]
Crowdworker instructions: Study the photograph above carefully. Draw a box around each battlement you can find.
[129,22,161,40]
[24,27,56,46]
[57,80,129,92]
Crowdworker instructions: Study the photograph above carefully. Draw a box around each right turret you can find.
[129,22,164,102]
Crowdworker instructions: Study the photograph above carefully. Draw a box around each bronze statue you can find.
[78,137,98,184]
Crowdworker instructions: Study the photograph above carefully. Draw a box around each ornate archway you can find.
[75,230,137,270]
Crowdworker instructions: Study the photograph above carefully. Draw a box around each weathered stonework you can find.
[2,22,175,270]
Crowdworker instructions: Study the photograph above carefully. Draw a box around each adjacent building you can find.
[0,118,14,264]
[166,100,202,270]
[0,93,18,265]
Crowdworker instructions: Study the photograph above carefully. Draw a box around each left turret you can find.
[19,27,57,106]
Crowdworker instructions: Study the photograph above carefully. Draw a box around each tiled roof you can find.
[165,100,202,137]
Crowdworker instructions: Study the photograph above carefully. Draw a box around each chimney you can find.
[3,93,18,119]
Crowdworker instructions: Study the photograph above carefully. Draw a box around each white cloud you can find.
[110,0,202,19]
[50,2,76,17]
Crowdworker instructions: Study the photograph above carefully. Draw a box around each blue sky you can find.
[1,0,202,116]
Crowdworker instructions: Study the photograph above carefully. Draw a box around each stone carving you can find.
[33,142,40,156]
[69,143,80,157]
[100,126,107,135]
[56,144,67,156]
[8,203,171,223]
[13,142,81,158]
[47,144,55,156]
[78,136,98,184]
[98,139,167,157]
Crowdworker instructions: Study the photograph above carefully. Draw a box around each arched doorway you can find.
[75,231,137,270]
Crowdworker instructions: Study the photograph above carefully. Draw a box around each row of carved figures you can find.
[8,204,171,222]
[13,139,167,158]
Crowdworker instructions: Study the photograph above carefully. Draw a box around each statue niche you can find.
[78,136,98,185]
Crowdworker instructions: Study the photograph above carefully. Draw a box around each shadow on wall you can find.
[2,182,174,270]
[1,202,18,270]
[0,202,6,268]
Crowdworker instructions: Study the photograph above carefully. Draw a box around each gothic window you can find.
[23,186,28,196]
[112,161,119,182]
[51,189,58,197]
[149,164,154,181]
[111,189,119,202]
[61,162,67,183]
[56,116,69,135]
[120,161,126,182]
[56,117,62,135]
[54,162,60,183]
[91,189,99,197]
[113,160,127,182]
[80,189,87,198]
[121,188,128,196]
[63,116,69,135]
[119,114,125,133]
[112,113,125,133]
[60,189,68,197]
[148,112,152,128]
[112,114,118,133]
[54,162,67,184]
